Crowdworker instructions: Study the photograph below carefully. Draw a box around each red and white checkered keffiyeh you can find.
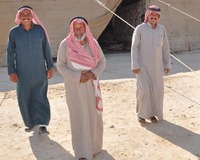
[144,5,161,23]
[66,18,100,68]
[15,7,50,43]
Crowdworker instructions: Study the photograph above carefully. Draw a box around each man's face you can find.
[73,22,86,42]
[148,12,159,26]
[19,9,33,26]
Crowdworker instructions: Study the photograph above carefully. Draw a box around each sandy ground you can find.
[1,51,200,160]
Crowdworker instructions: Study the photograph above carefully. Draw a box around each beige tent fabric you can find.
[89,0,122,39]
[0,0,122,63]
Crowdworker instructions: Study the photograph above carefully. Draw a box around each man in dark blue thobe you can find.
[7,5,54,135]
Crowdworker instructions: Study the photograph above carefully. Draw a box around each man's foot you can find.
[138,117,146,123]
[25,127,34,132]
[79,158,87,160]
[38,126,49,135]
[150,116,158,123]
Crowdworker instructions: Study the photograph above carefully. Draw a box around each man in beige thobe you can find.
[57,17,106,160]
[131,5,171,123]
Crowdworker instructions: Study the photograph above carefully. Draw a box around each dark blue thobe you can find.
[7,24,54,128]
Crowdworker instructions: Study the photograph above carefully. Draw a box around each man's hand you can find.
[47,68,54,79]
[9,73,18,83]
[164,68,170,74]
[80,71,90,83]
[84,70,97,80]
[80,70,97,83]
[132,69,140,74]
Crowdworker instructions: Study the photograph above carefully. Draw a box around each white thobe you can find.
[131,22,171,120]
[57,39,106,160]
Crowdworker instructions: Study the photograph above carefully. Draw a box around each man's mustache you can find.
[22,18,31,21]
[150,17,157,20]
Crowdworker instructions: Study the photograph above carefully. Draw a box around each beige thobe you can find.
[57,39,106,160]
[131,22,171,120]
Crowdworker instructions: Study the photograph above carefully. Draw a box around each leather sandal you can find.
[25,126,34,132]
[79,158,87,160]
[138,117,146,123]
[150,116,158,123]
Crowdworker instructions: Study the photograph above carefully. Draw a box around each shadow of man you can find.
[29,128,75,160]
[143,120,200,158]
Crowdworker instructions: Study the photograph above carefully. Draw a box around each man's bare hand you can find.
[164,68,170,74]
[132,69,140,74]
[47,68,54,79]
[80,71,90,83]
[84,70,97,80]
[9,73,18,83]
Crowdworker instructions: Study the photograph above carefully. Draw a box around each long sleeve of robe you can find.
[57,39,106,160]
[131,22,171,120]
[6,24,54,128]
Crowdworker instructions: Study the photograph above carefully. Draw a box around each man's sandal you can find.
[138,117,146,123]
[150,116,158,123]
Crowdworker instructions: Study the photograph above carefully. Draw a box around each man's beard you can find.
[75,33,86,42]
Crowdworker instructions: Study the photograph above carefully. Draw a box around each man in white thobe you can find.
[57,16,106,160]
[131,5,171,123]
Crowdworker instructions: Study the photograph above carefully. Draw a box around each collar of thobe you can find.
[20,23,34,30]
[147,21,158,29]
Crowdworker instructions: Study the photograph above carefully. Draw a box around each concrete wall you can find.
[0,0,121,66]
[147,0,200,52]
